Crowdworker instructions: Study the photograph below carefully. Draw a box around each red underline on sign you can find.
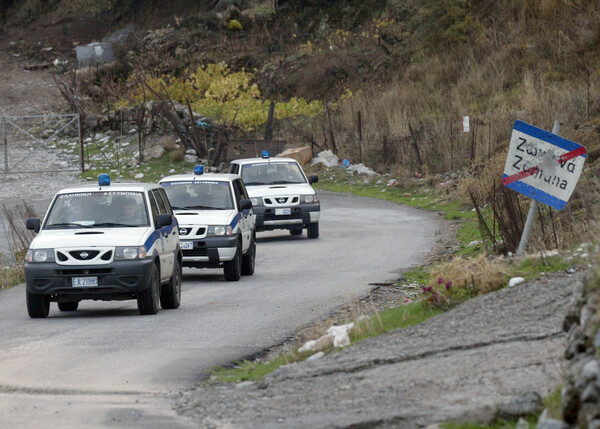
[502,146,587,187]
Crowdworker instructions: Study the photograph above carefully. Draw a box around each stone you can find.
[148,145,165,159]
[536,420,571,429]
[184,154,198,163]
[134,173,144,179]
[583,360,600,382]
[496,391,543,419]
[509,277,525,288]
[277,146,313,166]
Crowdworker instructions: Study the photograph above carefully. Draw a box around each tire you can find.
[58,301,79,312]
[161,260,181,309]
[137,264,160,315]
[307,222,319,239]
[241,238,255,276]
[223,242,242,281]
[290,228,302,236]
[27,291,50,318]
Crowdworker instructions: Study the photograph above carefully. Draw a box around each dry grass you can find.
[428,254,509,302]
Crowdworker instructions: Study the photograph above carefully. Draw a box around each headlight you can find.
[303,194,318,203]
[115,246,147,260]
[250,197,263,206]
[26,249,55,263]
[207,225,233,236]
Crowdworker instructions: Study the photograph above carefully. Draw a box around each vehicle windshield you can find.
[162,181,234,210]
[44,191,149,229]
[240,162,306,186]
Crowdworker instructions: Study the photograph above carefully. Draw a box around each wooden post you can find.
[449,123,454,170]
[324,101,337,154]
[264,100,276,141]
[78,114,85,172]
[357,110,363,163]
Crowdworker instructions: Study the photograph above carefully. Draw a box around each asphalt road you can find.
[0,190,442,428]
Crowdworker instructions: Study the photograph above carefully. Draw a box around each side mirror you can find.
[308,175,319,185]
[26,218,40,233]
[155,214,172,229]
[239,199,252,211]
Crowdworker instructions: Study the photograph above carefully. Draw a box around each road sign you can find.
[502,120,586,210]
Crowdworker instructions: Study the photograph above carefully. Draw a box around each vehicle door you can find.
[149,189,175,281]
[158,186,179,268]
[233,179,253,252]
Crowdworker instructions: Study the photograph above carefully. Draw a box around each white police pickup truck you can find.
[24,174,182,318]
[229,152,320,238]
[159,166,256,281]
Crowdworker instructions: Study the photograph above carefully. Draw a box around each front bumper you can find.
[180,235,238,268]
[253,202,320,231]
[24,258,155,301]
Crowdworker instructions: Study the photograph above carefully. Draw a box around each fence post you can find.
[3,117,8,174]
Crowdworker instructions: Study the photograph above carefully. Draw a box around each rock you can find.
[497,391,543,419]
[184,154,198,163]
[277,146,312,166]
[134,173,144,179]
[148,145,165,159]
[186,149,197,155]
[582,360,600,381]
[235,381,254,389]
[509,277,525,288]
[536,419,571,429]
[311,150,339,168]
[307,352,324,361]
[516,417,529,429]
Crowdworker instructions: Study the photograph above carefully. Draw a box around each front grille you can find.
[70,250,100,260]
[183,249,208,257]
[195,227,207,236]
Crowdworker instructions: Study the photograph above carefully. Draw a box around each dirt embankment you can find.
[175,270,585,428]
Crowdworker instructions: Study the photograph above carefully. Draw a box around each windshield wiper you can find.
[266,180,299,185]
[93,222,141,228]
[183,205,226,210]
[243,182,265,186]
[45,222,94,229]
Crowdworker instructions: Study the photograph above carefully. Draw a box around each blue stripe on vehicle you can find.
[143,221,176,250]
[230,213,241,229]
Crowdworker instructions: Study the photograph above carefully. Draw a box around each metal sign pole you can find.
[517,121,561,255]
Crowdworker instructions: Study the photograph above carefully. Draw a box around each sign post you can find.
[502,120,587,255]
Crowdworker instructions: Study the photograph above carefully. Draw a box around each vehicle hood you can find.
[30,227,152,249]
[246,183,315,198]
[173,210,235,226]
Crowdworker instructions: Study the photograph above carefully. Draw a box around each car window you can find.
[151,189,168,214]
[162,181,234,210]
[232,180,243,208]
[44,191,149,228]
[237,179,249,199]
[240,162,306,185]
[148,191,160,224]
[157,188,173,215]
[229,163,239,175]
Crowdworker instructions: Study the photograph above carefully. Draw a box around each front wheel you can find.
[27,291,50,318]
[161,260,181,309]
[137,264,160,315]
[241,238,255,276]
[223,242,242,281]
[307,222,319,239]
[58,301,79,312]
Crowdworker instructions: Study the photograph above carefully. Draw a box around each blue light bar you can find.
[98,173,110,186]
[261,150,270,159]
[194,165,204,175]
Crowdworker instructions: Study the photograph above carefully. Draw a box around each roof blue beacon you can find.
[98,173,110,186]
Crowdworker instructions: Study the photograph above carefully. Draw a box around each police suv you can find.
[159,166,256,281]
[24,174,182,318]
[229,153,320,238]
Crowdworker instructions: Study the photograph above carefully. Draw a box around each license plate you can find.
[180,241,193,250]
[72,277,98,287]
[275,208,291,215]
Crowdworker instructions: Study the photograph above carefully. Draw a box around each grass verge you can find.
[0,262,25,290]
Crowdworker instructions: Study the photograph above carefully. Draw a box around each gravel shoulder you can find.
[175,270,583,428]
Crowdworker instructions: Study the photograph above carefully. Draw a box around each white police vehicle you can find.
[229,152,320,238]
[159,165,256,281]
[24,174,182,318]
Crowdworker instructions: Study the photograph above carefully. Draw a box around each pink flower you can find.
[437,277,444,284]
[445,281,453,290]
[405,299,410,303]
